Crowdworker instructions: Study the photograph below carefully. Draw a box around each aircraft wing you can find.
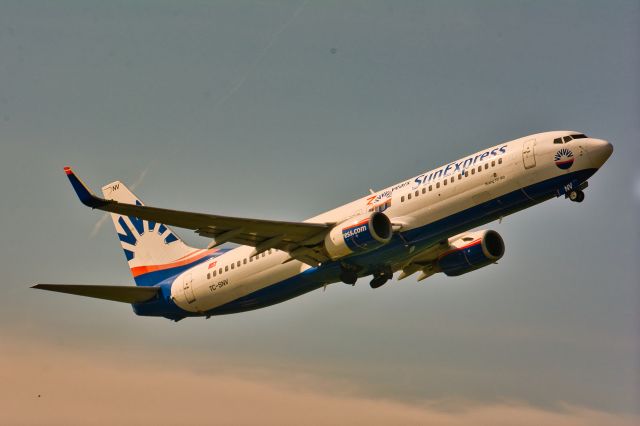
[64,167,332,265]
[392,240,448,281]
[32,284,160,303]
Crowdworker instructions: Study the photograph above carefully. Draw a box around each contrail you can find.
[85,0,311,239]
[89,163,154,238]
[89,213,110,239]
[212,0,309,109]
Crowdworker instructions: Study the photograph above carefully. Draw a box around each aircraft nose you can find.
[589,138,613,167]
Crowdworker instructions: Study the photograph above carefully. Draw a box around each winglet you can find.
[63,166,108,208]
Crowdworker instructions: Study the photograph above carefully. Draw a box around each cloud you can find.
[1,336,636,426]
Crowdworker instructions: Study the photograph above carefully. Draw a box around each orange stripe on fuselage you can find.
[130,249,217,278]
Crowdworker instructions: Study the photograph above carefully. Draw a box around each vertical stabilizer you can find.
[101,181,214,286]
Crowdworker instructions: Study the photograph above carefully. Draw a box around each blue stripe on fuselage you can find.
[130,251,232,320]
[136,168,598,319]
[133,249,232,287]
[133,255,217,286]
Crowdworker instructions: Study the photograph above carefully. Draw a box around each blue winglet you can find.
[64,166,108,208]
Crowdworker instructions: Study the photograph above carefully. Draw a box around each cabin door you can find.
[182,273,196,304]
[522,139,536,169]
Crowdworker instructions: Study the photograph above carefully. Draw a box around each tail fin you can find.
[101,181,212,286]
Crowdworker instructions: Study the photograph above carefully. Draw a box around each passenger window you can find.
[436,182,440,189]
[269,249,273,255]
[491,160,495,167]
[477,166,482,172]
[422,188,426,194]
[231,263,235,270]
[429,185,432,191]
[237,261,241,267]
[243,259,247,265]
[563,136,572,142]
[415,190,419,197]
[471,169,475,175]
[401,196,405,202]
[219,268,222,274]
[498,158,503,164]
[443,179,447,186]
[458,174,462,180]
[262,253,266,258]
[464,171,469,177]
[225,265,229,272]
[207,273,211,279]
[213,270,217,277]
[450,176,454,183]
[408,193,412,200]
[484,164,489,170]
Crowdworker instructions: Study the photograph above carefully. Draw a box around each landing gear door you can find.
[522,139,536,169]
[183,273,196,304]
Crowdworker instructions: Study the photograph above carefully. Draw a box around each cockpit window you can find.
[555,134,588,144]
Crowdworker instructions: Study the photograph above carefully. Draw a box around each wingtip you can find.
[63,167,107,208]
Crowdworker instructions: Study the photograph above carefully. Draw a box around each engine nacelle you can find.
[324,212,393,260]
[438,230,505,276]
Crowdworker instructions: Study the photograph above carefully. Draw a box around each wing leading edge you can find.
[63,167,333,265]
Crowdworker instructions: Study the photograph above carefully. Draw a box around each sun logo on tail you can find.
[117,201,179,261]
[554,148,574,170]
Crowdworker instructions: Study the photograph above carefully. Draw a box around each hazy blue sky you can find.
[1,1,638,424]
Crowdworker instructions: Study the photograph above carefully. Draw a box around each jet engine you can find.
[324,212,393,260]
[437,230,505,276]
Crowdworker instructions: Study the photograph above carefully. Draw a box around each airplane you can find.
[33,131,613,321]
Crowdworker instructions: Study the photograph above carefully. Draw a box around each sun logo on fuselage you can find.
[554,148,574,170]
[117,200,179,261]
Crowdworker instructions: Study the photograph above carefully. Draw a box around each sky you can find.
[0,1,638,424]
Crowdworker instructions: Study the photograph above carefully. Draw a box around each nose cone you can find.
[589,139,613,167]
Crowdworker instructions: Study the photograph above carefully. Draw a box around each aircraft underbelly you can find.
[175,165,595,315]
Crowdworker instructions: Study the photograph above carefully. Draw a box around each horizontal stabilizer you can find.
[32,284,161,303]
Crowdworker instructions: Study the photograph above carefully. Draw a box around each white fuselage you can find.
[171,131,611,313]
